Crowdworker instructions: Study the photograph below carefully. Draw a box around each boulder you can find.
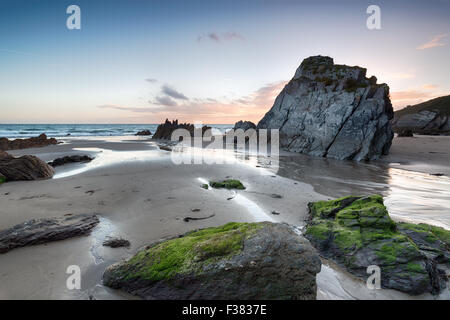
[135,130,152,136]
[0,151,54,181]
[48,155,94,167]
[103,237,130,248]
[152,119,211,140]
[257,56,394,161]
[305,195,449,295]
[103,222,322,300]
[233,120,256,131]
[0,214,99,254]
[0,134,57,151]
[397,129,414,137]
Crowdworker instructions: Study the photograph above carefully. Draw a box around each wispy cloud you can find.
[388,73,415,79]
[153,95,178,107]
[390,88,439,109]
[417,34,447,50]
[145,78,158,83]
[422,84,438,90]
[161,85,188,100]
[98,81,286,123]
[197,32,245,43]
[97,104,157,113]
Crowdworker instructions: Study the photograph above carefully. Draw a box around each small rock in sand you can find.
[103,237,131,248]
[48,155,94,167]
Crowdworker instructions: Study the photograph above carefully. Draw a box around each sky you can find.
[0,0,449,124]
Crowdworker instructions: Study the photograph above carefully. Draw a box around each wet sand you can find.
[0,135,449,299]
[381,135,450,177]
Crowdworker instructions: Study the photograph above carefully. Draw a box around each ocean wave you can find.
[0,124,233,139]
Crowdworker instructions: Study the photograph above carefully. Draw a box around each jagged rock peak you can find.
[257,55,394,161]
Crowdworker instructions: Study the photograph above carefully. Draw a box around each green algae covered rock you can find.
[103,222,322,300]
[305,195,449,295]
[209,179,245,190]
[0,173,5,184]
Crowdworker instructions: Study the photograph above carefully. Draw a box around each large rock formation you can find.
[392,95,450,135]
[257,56,394,161]
[0,151,55,181]
[0,134,57,151]
[305,195,449,295]
[152,119,211,140]
[0,214,99,254]
[103,222,322,300]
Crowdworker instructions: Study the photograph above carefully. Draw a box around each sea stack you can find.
[257,56,394,161]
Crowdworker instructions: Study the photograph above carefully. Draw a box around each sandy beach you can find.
[0,134,449,300]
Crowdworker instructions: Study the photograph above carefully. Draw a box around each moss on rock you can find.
[0,175,5,184]
[103,222,322,300]
[398,222,450,245]
[112,222,261,282]
[209,179,245,190]
[305,195,449,295]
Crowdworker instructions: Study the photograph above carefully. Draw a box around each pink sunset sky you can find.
[1,0,449,124]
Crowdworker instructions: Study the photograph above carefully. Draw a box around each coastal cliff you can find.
[257,56,394,161]
[392,95,450,135]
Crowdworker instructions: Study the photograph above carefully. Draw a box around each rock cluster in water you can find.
[152,119,211,140]
[0,151,55,181]
[135,130,152,136]
[0,214,99,254]
[257,56,394,161]
[305,195,449,295]
[103,222,322,300]
[233,120,256,131]
[0,134,57,151]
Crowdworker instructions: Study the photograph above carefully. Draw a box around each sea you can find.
[0,124,233,139]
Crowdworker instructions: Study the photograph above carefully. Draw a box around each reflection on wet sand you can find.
[268,153,450,228]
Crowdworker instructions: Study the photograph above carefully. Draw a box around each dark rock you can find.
[0,151,55,181]
[103,237,130,248]
[103,222,321,299]
[430,173,445,177]
[392,95,450,135]
[135,130,152,136]
[397,129,414,137]
[48,155,94,167]
[152,119,211,140]
[158,145,172,151]
[305,195,449,295]
[183,214,215,222]
[0,134,57,151]
[233,120,256,131]
[257,55,394,161]
[0,214,99,253]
